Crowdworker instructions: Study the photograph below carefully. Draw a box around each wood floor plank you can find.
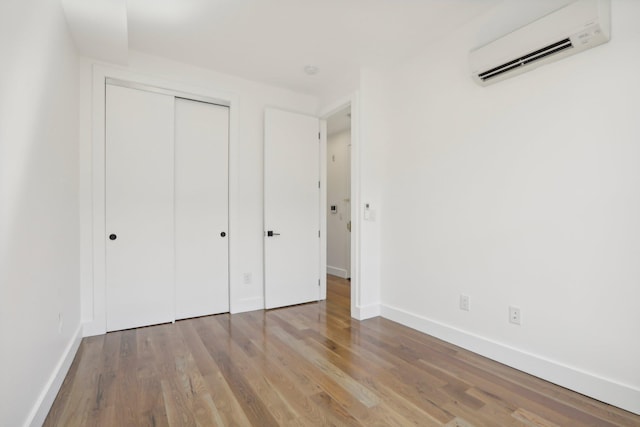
[196,317,281,427]
[512,407,560,427]
[263,326,373,422]
[301,328,447,425]
[189,322,256,426]
[44,335,104,426]
[92,331,122,426]
[322,323,459,423]
[459,347,638,427]
[45,276,640,426]
[136,326,170,427]
[227,316,332,426]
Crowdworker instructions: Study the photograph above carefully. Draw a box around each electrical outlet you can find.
[243,273,252,285]
[509,306,521,325]
[459,294,470,311]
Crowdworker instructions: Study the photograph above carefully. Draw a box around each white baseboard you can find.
[82,319,105,337]
[381,304,640,416]
[352,303,381,320]
[230,297,264,314]
[26,325,82,427]
[327,266,349,279]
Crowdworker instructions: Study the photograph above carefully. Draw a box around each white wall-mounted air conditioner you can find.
[469,0,611,86]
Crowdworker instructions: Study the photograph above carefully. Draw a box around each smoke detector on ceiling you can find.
[303,65,319,75]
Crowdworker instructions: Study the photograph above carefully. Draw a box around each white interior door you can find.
[106,85,174,332]
[174,98,229,319]
[264,108,320,309]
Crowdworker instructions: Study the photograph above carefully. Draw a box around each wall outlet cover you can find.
[509,306,521,325]
[460,294,470,311]
[243,273,252,285]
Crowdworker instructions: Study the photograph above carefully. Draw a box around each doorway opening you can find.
[325,106,352,300]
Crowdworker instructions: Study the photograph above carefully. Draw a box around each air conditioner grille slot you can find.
[478,38,574,82]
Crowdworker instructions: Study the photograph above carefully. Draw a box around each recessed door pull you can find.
[109,234,117,240]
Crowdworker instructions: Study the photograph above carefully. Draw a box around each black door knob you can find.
[220,232,226,237]
[109,234,117,240]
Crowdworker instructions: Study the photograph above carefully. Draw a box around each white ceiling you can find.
[124,0,500,97]
[61,0,577,98]
[61,0,128,64]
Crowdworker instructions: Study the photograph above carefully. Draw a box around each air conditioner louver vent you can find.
[469,0,610,86]
[478,38,574,82]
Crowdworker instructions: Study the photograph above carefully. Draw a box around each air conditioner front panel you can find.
[469,0,611,86]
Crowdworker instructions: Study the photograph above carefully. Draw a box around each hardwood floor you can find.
[46,276,640,426]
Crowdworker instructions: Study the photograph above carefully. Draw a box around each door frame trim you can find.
[84,64,239,336]
[320,93,363,319]
[106,78,231,107]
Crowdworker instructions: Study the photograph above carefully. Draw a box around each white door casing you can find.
[174,98,230,319]
[105,85,175,332]
[264,108,321,309]
[86,66,248,337]
[346,141,352,278]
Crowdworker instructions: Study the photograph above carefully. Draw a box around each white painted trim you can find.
[353,303,381,320]
[86,62,240,336]
[26,325,82,427]
[381,304,640,416]
[82,320,103,338]
[350,93,361,320]
[319,120,327,301]
[319,94,355,119]
[319,92,360,321]
[105,78,230,106]
[230,297,264,314]
[327,266,348,278]
[227,95,241,315]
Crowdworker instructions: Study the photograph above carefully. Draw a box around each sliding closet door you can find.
[174,98,229,319]
[105,85,175,332]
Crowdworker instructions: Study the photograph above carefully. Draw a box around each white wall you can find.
[327,129,351,278]
[353,68,388,318]
[0,0,81,425]
[80,51,319,334]
[367,0,640,414]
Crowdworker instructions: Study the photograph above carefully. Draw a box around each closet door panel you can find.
[174,98,229,319]
[105,85,175,332]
